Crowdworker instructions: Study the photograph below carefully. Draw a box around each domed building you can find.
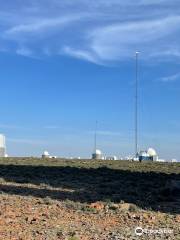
[42,151,50,159]
[147,148,158,161]
[138,148,158,162]
[92,149,103,160]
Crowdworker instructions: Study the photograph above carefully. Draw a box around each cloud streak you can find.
[62,46,101,64]
[1,0,180,64]
[7,137,48,145]
[160,73,180,82]
[89,16,180,61]
[5,15,86,36]
[16,46,33,57]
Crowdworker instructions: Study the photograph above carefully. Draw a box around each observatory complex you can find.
[42,151,57,159]
[42,151,50,159]
[92,149,104,160]
[138,148,158,162]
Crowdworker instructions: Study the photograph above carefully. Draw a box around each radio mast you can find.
[135,51,140,157]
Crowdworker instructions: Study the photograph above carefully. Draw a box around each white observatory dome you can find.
[43,151,50,156]
[95,149,102,155]
[147,148,157,157]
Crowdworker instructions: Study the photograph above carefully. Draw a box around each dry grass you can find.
[0,158,179,239]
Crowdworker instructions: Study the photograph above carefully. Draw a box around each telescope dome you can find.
[147,148,157,157]
[95,149,102,155]
[43,151,50,156]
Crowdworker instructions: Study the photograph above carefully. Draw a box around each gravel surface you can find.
[0,159,179,239]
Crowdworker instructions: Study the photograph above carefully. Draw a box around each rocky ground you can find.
[0,158,179,239]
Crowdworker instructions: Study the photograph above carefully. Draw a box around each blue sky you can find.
[0,0,180,160]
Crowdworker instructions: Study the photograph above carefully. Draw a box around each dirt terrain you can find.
[0,158,179,240]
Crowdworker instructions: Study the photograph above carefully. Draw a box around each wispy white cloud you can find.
[62,46,101,64]
[97,131,123,136]
[0,124,29,130]
[87,130,126,137]
[7,137,48,145]
[89,16,180,61]
[62,15,180,64]
[16,46,33,57]
[1,1,180,64]
[43,126,60,129]
[160,73,180,82]
[5,15,85,36]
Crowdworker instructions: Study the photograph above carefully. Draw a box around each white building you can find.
[138,148,158,162]
[42,151,57,159]
[172,159,178,163]
[147,148,158,161]
[0,134,6,157]
[92,149,103,160]
[156,159,165,162]
[106,156,118,160]
[42,151,50,159]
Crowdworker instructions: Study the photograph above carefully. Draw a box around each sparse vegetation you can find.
[0,158,179,239]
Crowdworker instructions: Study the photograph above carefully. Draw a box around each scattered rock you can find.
[108,204,119,211]
[175,215,180,223]
[0,159,179,239]
[89,202,105,210]
[25,216,38,224]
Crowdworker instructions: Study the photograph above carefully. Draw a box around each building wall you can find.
[92,153,103,160]
[0,134,6,157]
[0,147,6,157]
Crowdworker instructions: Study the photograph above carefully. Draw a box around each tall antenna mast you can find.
[135,52,140,158]
[94,120,98,152]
